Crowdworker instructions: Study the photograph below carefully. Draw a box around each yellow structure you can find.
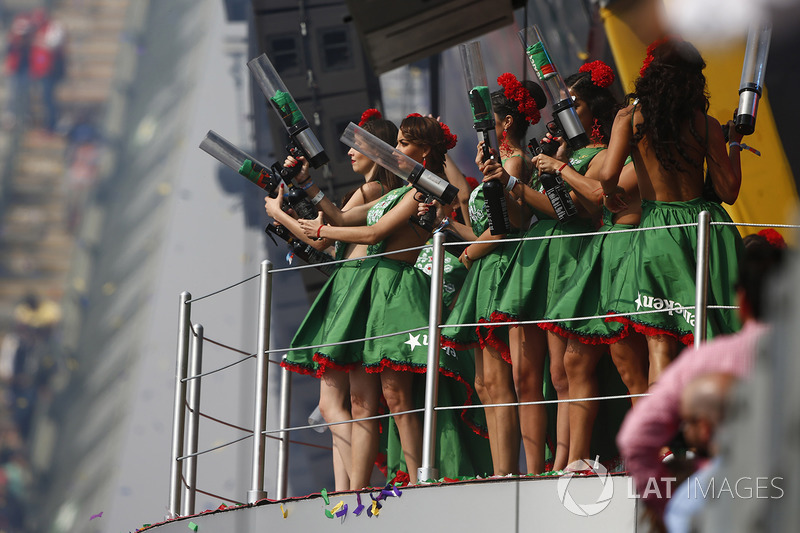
[600,1,797,236]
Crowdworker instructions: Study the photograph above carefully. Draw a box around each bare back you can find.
[628,106,708,202]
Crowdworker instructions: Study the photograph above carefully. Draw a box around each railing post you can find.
[168,291,192,518]
[248,260,272,503]
[183,324,204,516]
[418,232,445,482]
[694,211,711,348]
[276,356,292,500]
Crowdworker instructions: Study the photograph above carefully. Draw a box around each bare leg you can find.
[646,334,681,386]
[547,331,570,471]
[381,368,422,483]
[318,370,352,491]
[473,347,499,470]
[348,367,382,490]
[509,325,547,474]
[481,342,520,475]
[563,339,604,465]
[609,332,649,406]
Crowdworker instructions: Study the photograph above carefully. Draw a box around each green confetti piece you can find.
[188,522,198,531]
[321,488,329,505]
[324,510,334,519]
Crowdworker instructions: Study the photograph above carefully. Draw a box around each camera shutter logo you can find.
[556,459,614,517]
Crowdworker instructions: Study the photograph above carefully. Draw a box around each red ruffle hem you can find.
[538,320,632,346]
[605,313,693,346]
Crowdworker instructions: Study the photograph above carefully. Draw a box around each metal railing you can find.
[164,213,795,518]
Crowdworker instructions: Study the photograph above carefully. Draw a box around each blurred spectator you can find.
[3,10,37,128]
[3,7,66,132]
[29,7,67,132]
[663,372,738,533]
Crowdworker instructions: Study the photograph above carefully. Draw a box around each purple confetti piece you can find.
[335,504,348,518]
[354,504,365,516]
[393,486,402,497]
[366,505,373,518]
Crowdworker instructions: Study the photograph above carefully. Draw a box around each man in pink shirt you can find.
[616,232,785,518]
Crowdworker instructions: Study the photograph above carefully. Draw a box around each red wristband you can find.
[557,162,568,173]
[317,225,323,239]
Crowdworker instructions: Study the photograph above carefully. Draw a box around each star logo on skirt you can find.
[404,333,422,351]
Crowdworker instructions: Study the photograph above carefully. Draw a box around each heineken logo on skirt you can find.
[635,292,696,327]
[404,333,457,357]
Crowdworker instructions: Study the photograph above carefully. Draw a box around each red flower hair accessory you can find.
[639,36,672,77]
[758,228,787,250]
[405,113,458,150]
[358,108,382,127]
[579,60,614,88]
[497,73,541,126]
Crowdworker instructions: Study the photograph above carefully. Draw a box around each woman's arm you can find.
[285,155,382,226]
[299,189,422,245]
[598,105,635,210]
[533,152,604,217]
[706,117,742,205]
[264,188,333,250]
[501,153,533,229]
[482,158,559,218]
[444,153,474,232]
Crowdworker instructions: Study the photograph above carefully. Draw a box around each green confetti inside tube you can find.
[526,42,557,81]
[270,90,304,127]
[468,85,492,126]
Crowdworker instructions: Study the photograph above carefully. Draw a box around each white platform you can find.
[143,474,638,532]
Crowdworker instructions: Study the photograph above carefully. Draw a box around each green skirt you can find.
[284,256,440,375]
[542,222,635,343]
[605,198,743,345]
[492,217,593,326]
[283,260,368,376]
[441,238,518,363]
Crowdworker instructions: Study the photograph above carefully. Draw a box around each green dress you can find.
[440,183,519,362]
[491,147,602,325]
[542,207,634,343]
[605,198,743,345]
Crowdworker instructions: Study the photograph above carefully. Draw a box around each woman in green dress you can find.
[599,38,743,382]
[295,115,483,487]
[481,62,625,471]
[267,110,402,490]
[441,73,547,475]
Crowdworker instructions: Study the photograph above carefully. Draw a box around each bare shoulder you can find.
[359,180,386,203]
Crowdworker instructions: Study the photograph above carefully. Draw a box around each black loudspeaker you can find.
[344,0,514,75]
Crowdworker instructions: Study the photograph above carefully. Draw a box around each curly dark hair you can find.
[630,39,709,172]
[564,70,620,144]
[399,115,449,175]
[491,80,547,141]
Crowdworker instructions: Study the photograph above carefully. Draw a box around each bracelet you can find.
[556,162,568,175]
[310,190,325,205]
[301,180,314,190]
[317,225,324,239]
[729,141,762,156]
[463,248,471,262]
[505,175,518,192]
